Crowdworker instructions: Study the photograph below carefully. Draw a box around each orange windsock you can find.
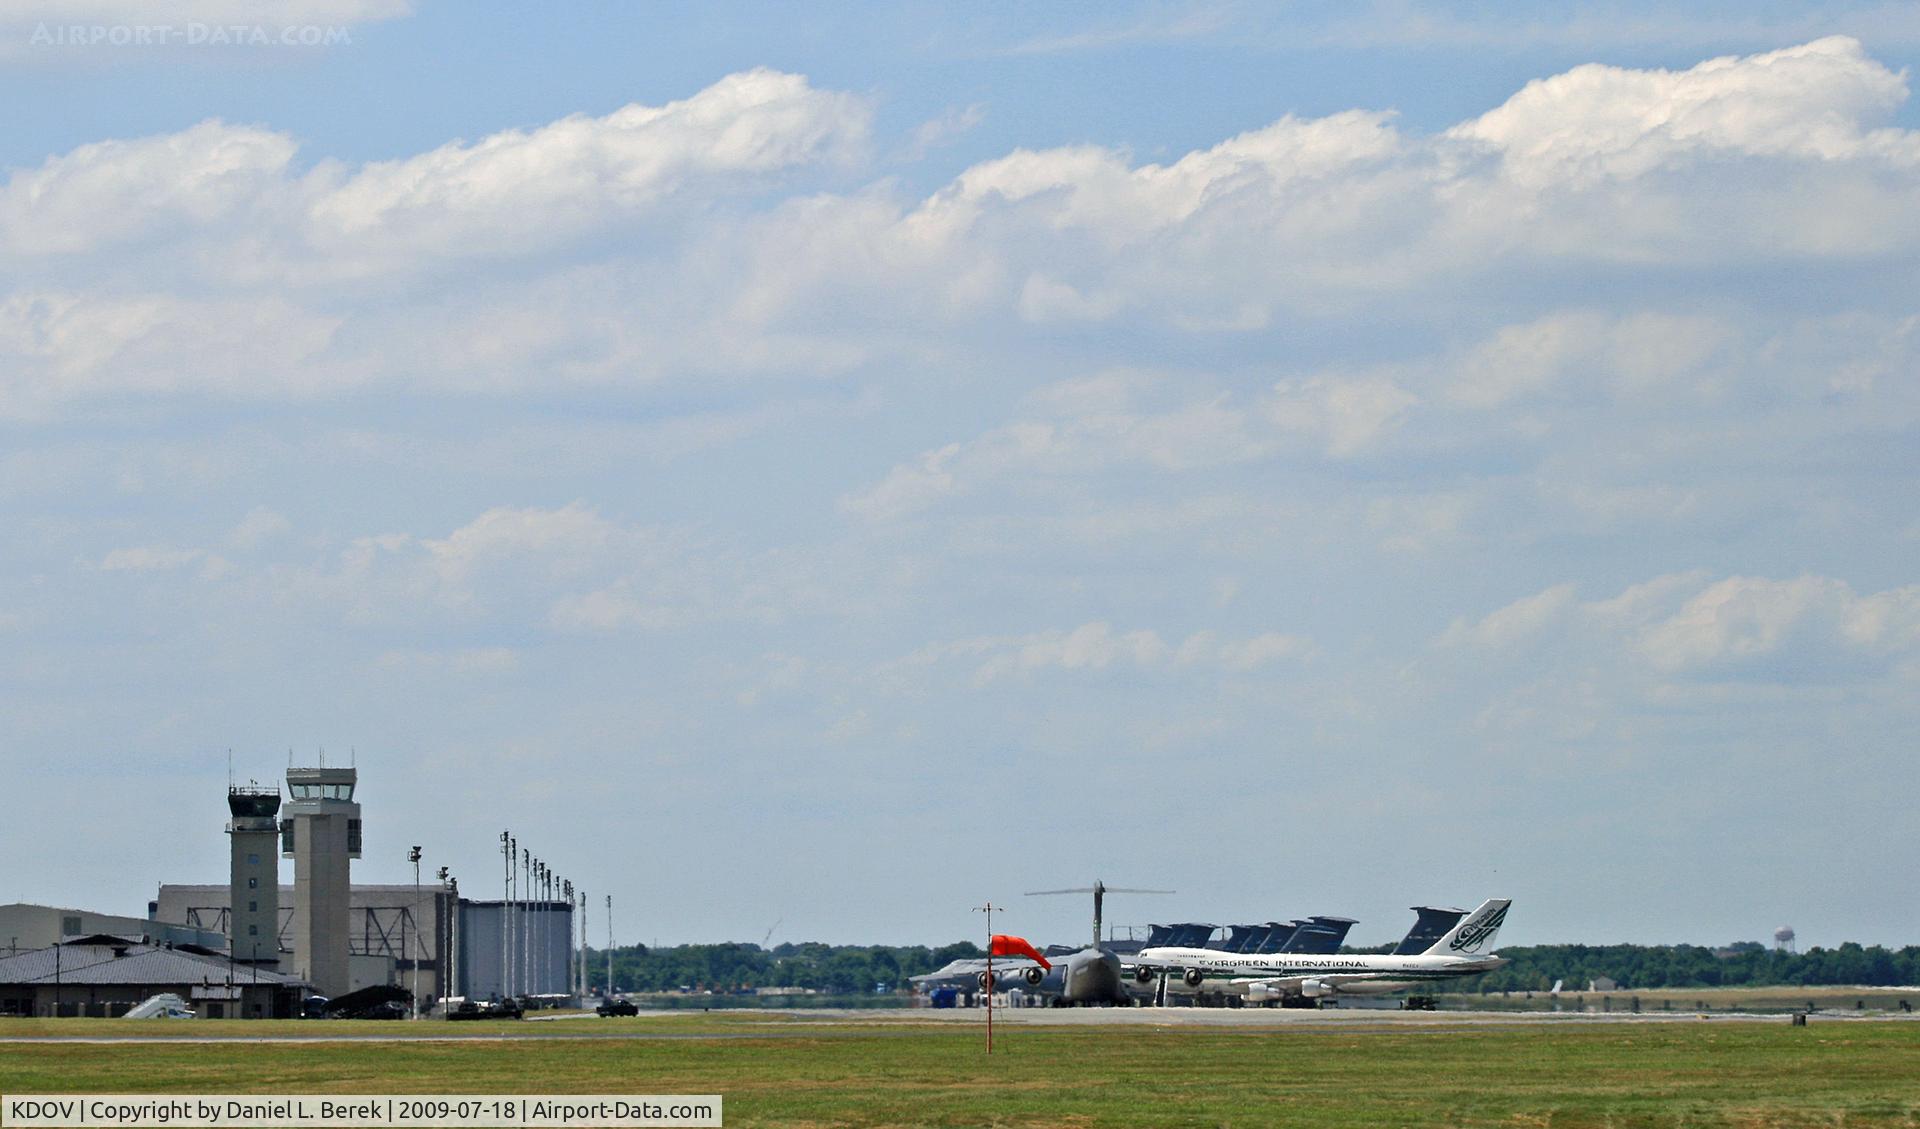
[989,934,1051,970]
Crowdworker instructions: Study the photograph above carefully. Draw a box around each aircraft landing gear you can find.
[1403,996,1438,1011]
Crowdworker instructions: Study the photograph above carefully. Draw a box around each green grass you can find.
[4,1016,1919,1126]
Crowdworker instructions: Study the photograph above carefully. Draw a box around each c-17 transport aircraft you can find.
[1132,898,1511,1007]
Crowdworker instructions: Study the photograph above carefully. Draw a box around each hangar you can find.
[0,935,304,1018]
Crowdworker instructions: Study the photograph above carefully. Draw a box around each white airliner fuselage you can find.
[1133,898,1511,1003]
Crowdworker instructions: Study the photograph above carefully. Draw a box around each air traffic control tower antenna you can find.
[227,785,282,967]
[283,765,361,998]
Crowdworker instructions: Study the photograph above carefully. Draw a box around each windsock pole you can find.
[974,901,994,1054]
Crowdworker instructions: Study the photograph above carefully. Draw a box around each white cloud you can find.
[1,69,868,270]
[4,42,1918,417]
[226,507,290,550]
[1449,37,1918,186]
[0,121,297,257]
[897,620,1312,685]
[843,369,1415,521]
[1267,374,1417,457]
[1636,575,1920,672]
[1443,573,1920,679]
[306,68,870,267]
[373,646,518,675]
[97,545,204,572]
[1440,583,1579,649]
[0,290,342,416]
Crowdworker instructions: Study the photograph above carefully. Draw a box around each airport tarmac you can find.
[2,1006,1915,1042]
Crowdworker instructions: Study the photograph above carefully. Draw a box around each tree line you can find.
[1458,941,1920,992]
[591,941,985,995]
[584,939,1919,995]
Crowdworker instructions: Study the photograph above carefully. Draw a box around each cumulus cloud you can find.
[249,502,881,634]
[842,369,1414,520]
[306,69,870,267]
[4,41,1919,416]
[0,69,868,270]
[1449,37,1918,185]
[896,620,1313,686]
[1443,573,1920,679]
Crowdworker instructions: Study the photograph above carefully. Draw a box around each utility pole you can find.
[605,894,614,995]
[408,845,422,1019]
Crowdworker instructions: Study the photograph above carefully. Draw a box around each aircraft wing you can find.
[909,956,1043,985]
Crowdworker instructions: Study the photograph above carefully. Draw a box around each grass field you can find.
[3,1013,1919,1127]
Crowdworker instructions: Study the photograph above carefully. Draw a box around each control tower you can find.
[282,766,361,998]
[226,785,282,965]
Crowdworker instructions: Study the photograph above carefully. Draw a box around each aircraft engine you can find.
[1300,979,1335,998]
[1020,966,1045,987]
[976,971,995,991]
[1134,966,1157,984]
[1182,968,1205,988]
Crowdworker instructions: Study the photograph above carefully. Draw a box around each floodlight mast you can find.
[499,832,513,1000]
[437,866,453,1007]
[408,845,423,1019]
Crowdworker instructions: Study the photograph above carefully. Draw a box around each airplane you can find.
[1016,881,1173,1006]
[910,881,1170,1006]
[1132,898,1511,1007]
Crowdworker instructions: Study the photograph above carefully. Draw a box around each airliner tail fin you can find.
[1424,898,1511,955]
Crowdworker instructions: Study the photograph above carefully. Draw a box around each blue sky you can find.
[3,1,1918,952]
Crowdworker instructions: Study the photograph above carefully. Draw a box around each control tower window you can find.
[281,822,295,853]
[347,819,363,854]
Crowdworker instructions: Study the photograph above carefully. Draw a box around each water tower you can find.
[1773,925,1796,954]
[283,766,361,998]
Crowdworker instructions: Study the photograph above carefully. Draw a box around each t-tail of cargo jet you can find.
[1133,898,1511,1006]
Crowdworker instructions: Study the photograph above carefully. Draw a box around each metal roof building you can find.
[0,903,225,952]
[0,938,306,1019]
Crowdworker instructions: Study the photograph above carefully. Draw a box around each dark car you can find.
[596,997,638,1017]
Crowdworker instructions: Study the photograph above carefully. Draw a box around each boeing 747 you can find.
[1133,898,1511,1007]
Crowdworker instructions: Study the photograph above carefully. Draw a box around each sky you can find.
[2,1,1917,953]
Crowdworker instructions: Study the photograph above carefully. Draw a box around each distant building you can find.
[0,936,304,1018]
[0,904,224,953]
[454,899,576,1000]
[153,884,442,1000]
[1588,976,1619,992]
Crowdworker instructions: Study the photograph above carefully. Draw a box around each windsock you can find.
[989,934,1051,970]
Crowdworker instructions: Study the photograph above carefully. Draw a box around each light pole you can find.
[438,866,453,1006]
[520,847,531,1001]
[408,845,422,1019]
[499,831,511,1001]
